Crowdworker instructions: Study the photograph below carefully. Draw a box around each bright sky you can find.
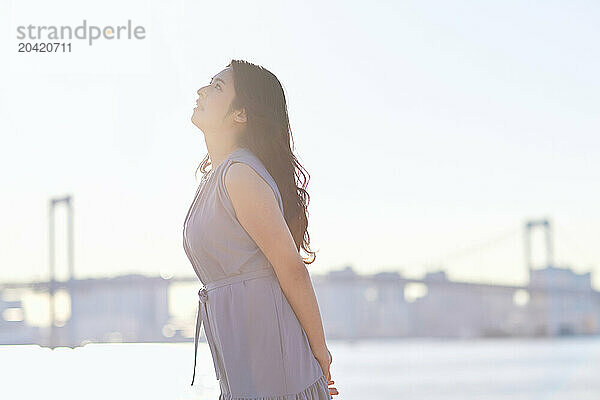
[1,0,599,294]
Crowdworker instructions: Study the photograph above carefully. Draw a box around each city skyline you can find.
[2,262,596,345]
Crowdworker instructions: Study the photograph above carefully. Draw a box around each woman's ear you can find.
[233,107,247,124]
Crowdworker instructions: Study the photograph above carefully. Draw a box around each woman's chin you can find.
[191,112,201,128]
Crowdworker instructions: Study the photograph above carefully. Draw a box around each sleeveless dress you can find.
[183,147,330,399]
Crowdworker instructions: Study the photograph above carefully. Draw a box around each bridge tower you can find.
[48,194,75,347]
[524,217,553,284]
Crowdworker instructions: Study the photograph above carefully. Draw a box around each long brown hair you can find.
[195,59,317,264]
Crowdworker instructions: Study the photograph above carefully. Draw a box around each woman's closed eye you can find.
[209,79,222,91]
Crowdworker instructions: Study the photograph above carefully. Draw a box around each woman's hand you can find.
[315,347,339,398]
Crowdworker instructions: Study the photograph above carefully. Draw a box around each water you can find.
[1,337,599,399]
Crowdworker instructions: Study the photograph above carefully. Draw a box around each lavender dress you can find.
[183,147,330,399]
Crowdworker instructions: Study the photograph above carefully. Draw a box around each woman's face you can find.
[191,67,241,135]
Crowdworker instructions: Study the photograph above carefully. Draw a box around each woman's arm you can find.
[224,162,329,360]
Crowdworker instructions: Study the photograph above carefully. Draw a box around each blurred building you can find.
[312,264,600,339]
[65,274,170,344]
[0,293,39,344]
[528,266,597,336]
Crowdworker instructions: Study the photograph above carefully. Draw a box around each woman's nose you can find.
[197,84,210,96]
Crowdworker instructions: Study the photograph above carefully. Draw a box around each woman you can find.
[184,59,340,400]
